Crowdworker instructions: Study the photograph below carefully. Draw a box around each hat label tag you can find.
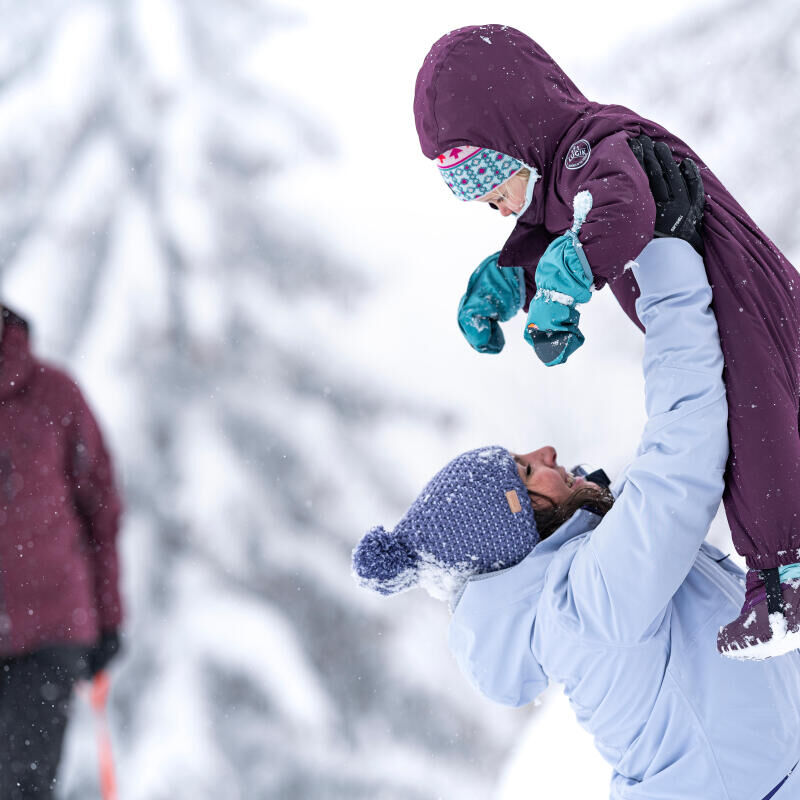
[505,490,522,514]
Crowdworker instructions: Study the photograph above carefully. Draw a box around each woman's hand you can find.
[628,134,706,255]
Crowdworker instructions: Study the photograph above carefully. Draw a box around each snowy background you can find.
[0,0,797,797]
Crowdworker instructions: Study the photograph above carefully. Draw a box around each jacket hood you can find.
[0,308,35,400]
[414,24,591,212]
[448,508,601,707]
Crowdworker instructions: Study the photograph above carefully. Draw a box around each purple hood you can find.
[414,25,591,228]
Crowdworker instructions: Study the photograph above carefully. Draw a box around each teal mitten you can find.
[458,252,525,354]
[525,191,594,366]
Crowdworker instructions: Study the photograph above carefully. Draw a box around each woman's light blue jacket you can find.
[449,239,800,799]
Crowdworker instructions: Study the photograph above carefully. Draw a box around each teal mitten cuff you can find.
[458,252,525,354]
[525,192,594,366]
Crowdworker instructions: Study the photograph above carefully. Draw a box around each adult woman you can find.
[353,163,800,798]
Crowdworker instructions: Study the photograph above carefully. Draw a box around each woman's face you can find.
[477,171,529,217]
[513,446,587,508]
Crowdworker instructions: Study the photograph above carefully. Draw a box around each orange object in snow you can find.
[89,672,118,800]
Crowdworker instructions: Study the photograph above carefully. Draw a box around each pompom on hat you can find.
[436,146,524,201]
[352,446,539,608]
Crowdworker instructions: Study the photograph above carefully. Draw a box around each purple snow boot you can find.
[717,567,800,660]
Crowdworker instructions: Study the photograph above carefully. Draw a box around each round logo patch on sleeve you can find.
[565,139,591,170]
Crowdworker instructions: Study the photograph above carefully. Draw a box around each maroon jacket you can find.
[415,25,800,571]
[0,309,123,656]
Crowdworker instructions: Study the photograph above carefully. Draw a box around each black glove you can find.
[87,629,121,677]
[628,134,705,255]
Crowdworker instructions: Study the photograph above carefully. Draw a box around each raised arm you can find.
[570,236,728,642]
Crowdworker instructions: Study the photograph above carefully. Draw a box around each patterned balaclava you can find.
[352,446,539,607]
[436,145,524,201]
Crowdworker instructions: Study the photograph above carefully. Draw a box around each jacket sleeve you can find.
[569,238,728,643]
[568,131,656,290]
[67,382,124,631]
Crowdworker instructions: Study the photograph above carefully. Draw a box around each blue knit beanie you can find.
[436,146,524,201]
[352,446,539,606]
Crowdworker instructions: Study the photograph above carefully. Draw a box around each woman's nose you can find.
[499,205,514,217]
[518,446,557,466]
[536,446,557,466]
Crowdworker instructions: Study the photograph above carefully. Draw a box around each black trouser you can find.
[0,646,86,799]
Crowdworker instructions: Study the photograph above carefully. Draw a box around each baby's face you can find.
[477,171,529,217]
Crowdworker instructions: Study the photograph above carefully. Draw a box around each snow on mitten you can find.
[525,191,594,366]
[352,446,539,609]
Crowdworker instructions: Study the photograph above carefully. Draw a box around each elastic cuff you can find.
[779,563,800,583]
[533,288,575,306]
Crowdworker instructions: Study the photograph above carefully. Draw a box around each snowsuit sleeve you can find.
[510,132,654,327]
[569,238,728,642]
[564,131,656,291]
[67,383,124,631]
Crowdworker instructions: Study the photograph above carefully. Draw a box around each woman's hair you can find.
[515,167,531,181]
[529,483,615,540]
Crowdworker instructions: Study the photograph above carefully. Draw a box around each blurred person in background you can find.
[415,24,800,661]
[0,306,123,799]
[353,157,800,800]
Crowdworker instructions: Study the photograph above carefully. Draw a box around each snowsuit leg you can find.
[0,646,85,799]
[702,210,800,570]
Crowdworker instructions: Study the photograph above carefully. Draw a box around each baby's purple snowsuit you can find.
[415,24,800,572]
